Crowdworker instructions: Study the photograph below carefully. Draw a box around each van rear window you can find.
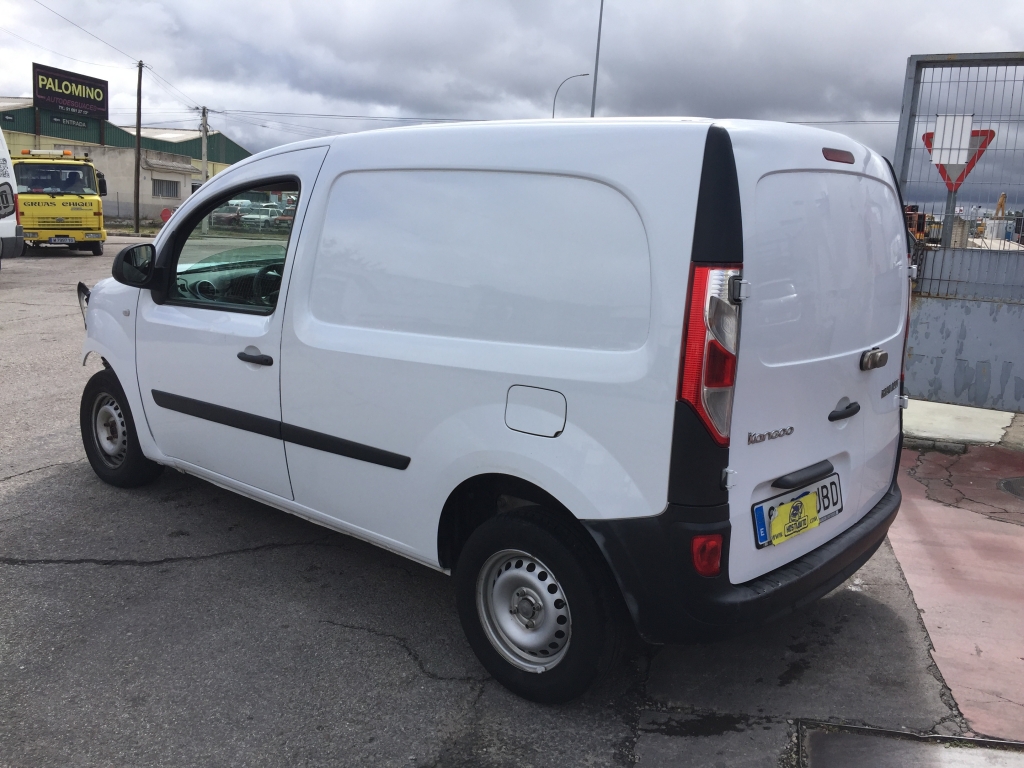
[310,170,651,351]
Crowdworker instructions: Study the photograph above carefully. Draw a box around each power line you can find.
[214,112,333,140]
[140,119,202,127]
[31,0,136,61]
[30,0,201,117]
[0,25,131,68]
[145,66,200,109]
[144,68,199,110]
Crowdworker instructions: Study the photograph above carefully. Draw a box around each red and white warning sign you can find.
[922,114,995,192]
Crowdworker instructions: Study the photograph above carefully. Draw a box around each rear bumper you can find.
[582,475,901,644]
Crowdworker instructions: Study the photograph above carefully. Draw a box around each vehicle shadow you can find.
[0,464,640,768]
[647,537,955,733]
[0,464,952,766]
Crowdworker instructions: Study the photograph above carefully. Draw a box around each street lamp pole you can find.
[552,73,589,118]
[590,0,605,117]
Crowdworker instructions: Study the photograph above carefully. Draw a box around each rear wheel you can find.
[455,507,625,703]
[80,368,163,487]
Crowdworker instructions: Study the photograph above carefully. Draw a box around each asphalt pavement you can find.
[0,246,996,767]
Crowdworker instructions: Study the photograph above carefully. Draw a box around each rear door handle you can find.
[828,401,860,422]
[772,459,835,489]
[237,351,273,366]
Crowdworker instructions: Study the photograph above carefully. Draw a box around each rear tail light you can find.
[691,534,723,577]
[14,194,19,225]
[679,264,742,445]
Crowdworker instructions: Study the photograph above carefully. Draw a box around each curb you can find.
[903,436,968,454]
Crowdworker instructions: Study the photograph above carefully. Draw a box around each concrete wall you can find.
[905,295,1024,413]
[52,144,194,221]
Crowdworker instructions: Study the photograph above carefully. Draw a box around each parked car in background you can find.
[273,207,296,228]
[78,119,910,704]
[228,199,254,210]
[210,205,242,227]
[240,208,275,230]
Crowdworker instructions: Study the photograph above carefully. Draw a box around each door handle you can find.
[237,351,273,366]
[828,401,860,422]
[772,459,835,489]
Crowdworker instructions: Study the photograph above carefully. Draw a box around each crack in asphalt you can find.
[906,449,1022,525]
[319,618,488,685]
[0,540,333,567]
[0,458,86,484]
[960,685,1024,710]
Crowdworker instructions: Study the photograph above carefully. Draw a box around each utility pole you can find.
[200,106,209,234]
[134,60,142,234]
[590,0,605,118]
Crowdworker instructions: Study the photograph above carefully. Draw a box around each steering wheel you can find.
[252,263,283,306]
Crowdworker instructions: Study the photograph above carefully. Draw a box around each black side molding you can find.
[152,390,281,439]
[151,390,410,470]
[772,459,835,490]
[282,423,410,470]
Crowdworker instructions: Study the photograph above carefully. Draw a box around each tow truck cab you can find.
[13,149,108,255]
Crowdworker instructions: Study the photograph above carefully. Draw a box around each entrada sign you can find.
[32,63,108,120]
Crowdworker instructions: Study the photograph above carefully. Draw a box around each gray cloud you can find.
[2,0,1022,157]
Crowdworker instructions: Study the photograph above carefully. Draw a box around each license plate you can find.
[48,237,75,244]
[751,472,843,549]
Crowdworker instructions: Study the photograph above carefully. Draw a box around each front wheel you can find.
[80,368,163,487]
[89,242,104,256]
[455,507,625,703]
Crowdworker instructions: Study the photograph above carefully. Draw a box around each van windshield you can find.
[14,163,97,195]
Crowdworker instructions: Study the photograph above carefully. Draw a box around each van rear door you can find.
[727,144,908,584]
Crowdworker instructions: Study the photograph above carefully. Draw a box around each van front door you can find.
[136,147,327,497]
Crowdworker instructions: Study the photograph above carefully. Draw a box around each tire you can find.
[455,506,625,703]
[89,242,104,256]
[80,368,163,487]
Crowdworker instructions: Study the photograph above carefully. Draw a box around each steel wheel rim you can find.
[92,392,128,469]
[476,548,572,673]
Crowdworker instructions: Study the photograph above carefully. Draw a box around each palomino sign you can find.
[32,63,108,120]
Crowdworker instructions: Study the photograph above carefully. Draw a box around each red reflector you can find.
[691,534,723,577]
[703,337,736,388]
[822,147,855,164]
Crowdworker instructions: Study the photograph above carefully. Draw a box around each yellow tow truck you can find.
[12,149,108,256]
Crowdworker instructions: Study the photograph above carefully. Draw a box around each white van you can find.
[0,129,23,266]
[77,119,910,703]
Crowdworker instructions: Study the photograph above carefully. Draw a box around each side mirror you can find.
[97,174,107,197]
[112,243,156,287]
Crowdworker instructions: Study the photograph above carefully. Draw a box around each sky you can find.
[2,0,1024,159]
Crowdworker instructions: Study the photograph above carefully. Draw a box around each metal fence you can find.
[895,52,1024,301]
[897,53,1024,413]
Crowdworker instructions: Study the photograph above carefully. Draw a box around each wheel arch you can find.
[437,472,590,572]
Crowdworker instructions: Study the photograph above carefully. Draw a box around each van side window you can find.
[310,171,651,350]
[168,180,299,314]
